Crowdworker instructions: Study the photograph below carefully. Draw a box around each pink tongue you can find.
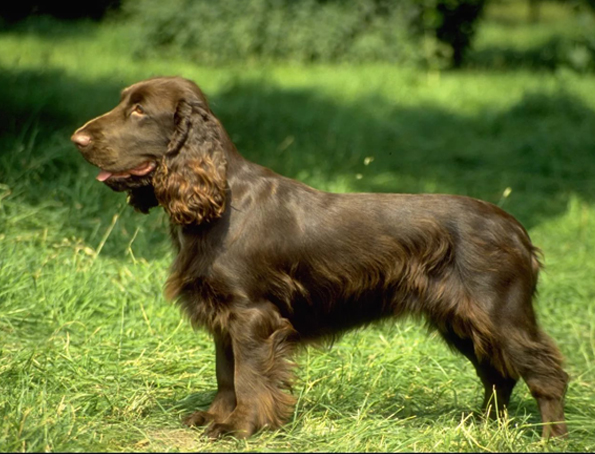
[96,170,113,182]
[95,162,155,182]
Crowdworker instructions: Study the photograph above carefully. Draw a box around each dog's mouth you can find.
[96,161,156,182]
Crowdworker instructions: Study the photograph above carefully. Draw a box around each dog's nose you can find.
[71,132,91,149]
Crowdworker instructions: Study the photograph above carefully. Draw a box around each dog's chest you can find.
[168,226,233,330]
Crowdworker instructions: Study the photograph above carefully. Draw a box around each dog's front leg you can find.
[205,304,297,439]
[184,331,237,428]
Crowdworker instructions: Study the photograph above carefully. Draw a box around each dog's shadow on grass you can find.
[160,387,543,440]
[158,358,544,439]
[168,391,215,416]
[1,67,595,262]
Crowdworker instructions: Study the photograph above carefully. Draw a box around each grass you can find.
[1,1,595,451]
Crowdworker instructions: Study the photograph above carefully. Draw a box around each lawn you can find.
[1,2,594,452]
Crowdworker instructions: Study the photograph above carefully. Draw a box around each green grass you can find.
[1,2,595,451]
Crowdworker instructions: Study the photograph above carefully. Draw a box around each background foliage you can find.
[120,0,493,68]
[4,0,595,69]
[126,0,595,69]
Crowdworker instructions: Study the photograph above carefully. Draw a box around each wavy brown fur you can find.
[72,76,569,440]
[153,100,228,225]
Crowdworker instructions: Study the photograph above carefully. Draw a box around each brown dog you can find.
[72,76,568,439]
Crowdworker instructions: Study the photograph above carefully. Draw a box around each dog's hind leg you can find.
[491,274,569,438]
[440,274,569,438]
[438,326,518,416]
[500,325,569,438]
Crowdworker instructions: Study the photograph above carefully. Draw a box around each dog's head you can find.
[72,76,228,224]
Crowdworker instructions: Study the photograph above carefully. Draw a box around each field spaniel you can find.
[72,76,568,439]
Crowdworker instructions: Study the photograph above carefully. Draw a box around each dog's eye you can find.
[131,104,145,117]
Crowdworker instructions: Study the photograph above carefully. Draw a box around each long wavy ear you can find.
[153,100,228,225]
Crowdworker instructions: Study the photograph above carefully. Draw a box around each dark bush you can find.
[0,0,120,23]
[435,0,487,67]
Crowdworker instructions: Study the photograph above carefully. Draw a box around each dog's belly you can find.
[286,287,402,340]
[261,261,420,341]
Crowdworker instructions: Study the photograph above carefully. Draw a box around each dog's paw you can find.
[183,410,215,427]
[204,421,253,439]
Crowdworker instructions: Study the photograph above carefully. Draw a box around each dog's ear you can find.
[153,100,227,225]
[166,100,193,156]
